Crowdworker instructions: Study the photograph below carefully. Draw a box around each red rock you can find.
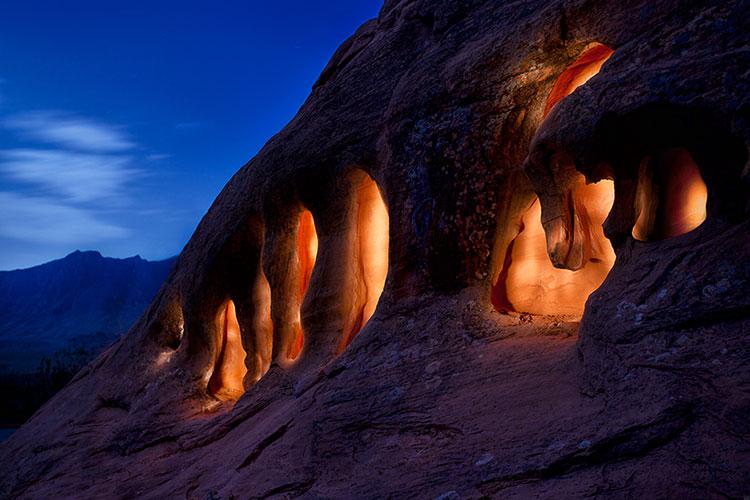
[2,1,749,497]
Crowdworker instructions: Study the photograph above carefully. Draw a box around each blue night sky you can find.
[0,0,383,270]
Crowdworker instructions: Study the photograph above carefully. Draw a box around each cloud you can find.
[0,191,129,245]
[0,149,140,203]
[3,111,135,152]
[0,110,159,256]
[146,153,171,161]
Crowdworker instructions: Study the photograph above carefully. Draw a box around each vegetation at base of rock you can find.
[0,344,99,427]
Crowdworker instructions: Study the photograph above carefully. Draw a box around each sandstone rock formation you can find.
[1,0,749,498]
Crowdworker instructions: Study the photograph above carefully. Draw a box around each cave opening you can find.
[591,103,748,247]
[248,269,273,383]
[632,147,708,241]
[289,209,318,360]
[544,43,614,117]
[492,42,617,317]
[208,299,248,400]
[339,170,389,351]
[492,178,616,316]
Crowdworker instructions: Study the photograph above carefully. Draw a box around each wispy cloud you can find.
[0,192,129,245]
[3,111,135,152]
[0,149,140,203]
[146,153,171,161]
[0,110,143,247]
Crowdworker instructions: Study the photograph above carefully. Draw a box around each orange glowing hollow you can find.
[251,270,273,382]
[297,210,318,298]
[544,43,614,117]
[355,178,389,325]
[491,42,617,316]
[341,173,389,350]
[493,179,616,316]
[289,209,318,359]
[632,148,708,241]
[208,299,248,400]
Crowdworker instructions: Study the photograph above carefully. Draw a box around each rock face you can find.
[1,1,749,498]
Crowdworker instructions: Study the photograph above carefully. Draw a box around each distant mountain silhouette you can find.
[0,251,175,372]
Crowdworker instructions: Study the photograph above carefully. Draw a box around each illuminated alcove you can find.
[198,216,275,395]
[544,43,614,117]
[248,270,273,383]
[339,170,389,351]
[492,43,617,316]
[493,178,616,316]
[288,209,318,360]
[632,147,708,241]
[207,299,248,400]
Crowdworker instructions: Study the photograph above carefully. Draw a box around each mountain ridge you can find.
[0,250,175,372]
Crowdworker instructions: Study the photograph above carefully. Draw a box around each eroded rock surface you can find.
[1,1,749,498]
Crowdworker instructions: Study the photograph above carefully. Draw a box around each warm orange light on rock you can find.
[493,179,615,316]
[356,178,389,325]
[341,172,389,350]
[289,210,318,360]
[208,299,248,400]
[632,148,708,241]
[544,43,614,117]
[250,270,273,382]
[298,210,319,297]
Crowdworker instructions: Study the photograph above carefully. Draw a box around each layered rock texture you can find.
[2,0,749,498]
